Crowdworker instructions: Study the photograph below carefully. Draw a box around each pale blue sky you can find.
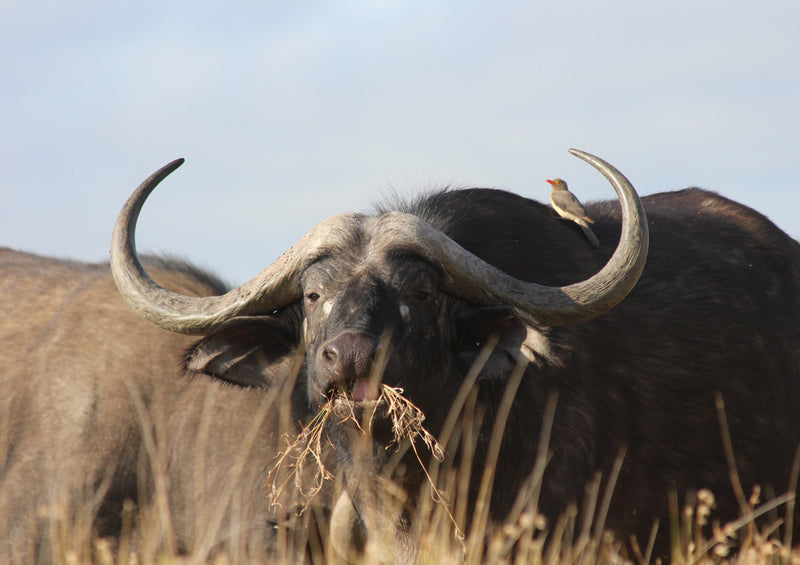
[2,1,798,284]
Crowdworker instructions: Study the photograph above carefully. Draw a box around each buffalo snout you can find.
[318,332,381,400]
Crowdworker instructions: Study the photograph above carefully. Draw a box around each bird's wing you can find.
[550,191,594,223]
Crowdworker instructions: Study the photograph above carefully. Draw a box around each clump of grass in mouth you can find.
[380,385,464,541]
[267,384,459,538]
[379,384,444,461]
[267,403,335,508]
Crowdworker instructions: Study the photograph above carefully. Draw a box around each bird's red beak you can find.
[546,179,555,186]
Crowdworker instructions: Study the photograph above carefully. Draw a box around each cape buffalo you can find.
[0,253,320,563]
[3,149,799,563]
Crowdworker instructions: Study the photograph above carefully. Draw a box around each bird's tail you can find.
[581,225,601,248]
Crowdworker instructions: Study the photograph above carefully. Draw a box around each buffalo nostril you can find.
[322,347,338,364]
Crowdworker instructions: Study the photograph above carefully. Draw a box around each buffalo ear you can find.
[456,306,527,381]
[185,316,298,388]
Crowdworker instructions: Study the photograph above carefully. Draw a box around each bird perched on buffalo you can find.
[546,178,600,248]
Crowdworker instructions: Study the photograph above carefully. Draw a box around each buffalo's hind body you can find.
[362,186,800,554]
[584,189,800,537]
[0,250,317,563]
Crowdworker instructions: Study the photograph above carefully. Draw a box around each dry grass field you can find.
[25,484,800,565]
[18,380,800,565]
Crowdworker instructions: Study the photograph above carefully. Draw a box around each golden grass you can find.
[5,349,800,564]
[268,405,335,508]
[27,480,799,565]
[266,383,453,538]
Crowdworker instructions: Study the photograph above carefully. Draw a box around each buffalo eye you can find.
[414,290,431,304]
[307,292,320,305]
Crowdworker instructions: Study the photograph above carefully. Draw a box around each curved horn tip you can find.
[138,158,186,192]
[165,157,186,171]
[567,149,636,190]
[568,148,601,164]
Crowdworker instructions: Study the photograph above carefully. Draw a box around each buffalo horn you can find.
[110,159,364,334]
[363,149,649,327]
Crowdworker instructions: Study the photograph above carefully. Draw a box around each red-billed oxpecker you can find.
[547,177,601,248]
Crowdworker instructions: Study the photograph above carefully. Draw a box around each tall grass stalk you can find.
[5,354,799,565]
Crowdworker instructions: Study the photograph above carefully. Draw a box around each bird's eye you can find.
[307,292,320,304]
